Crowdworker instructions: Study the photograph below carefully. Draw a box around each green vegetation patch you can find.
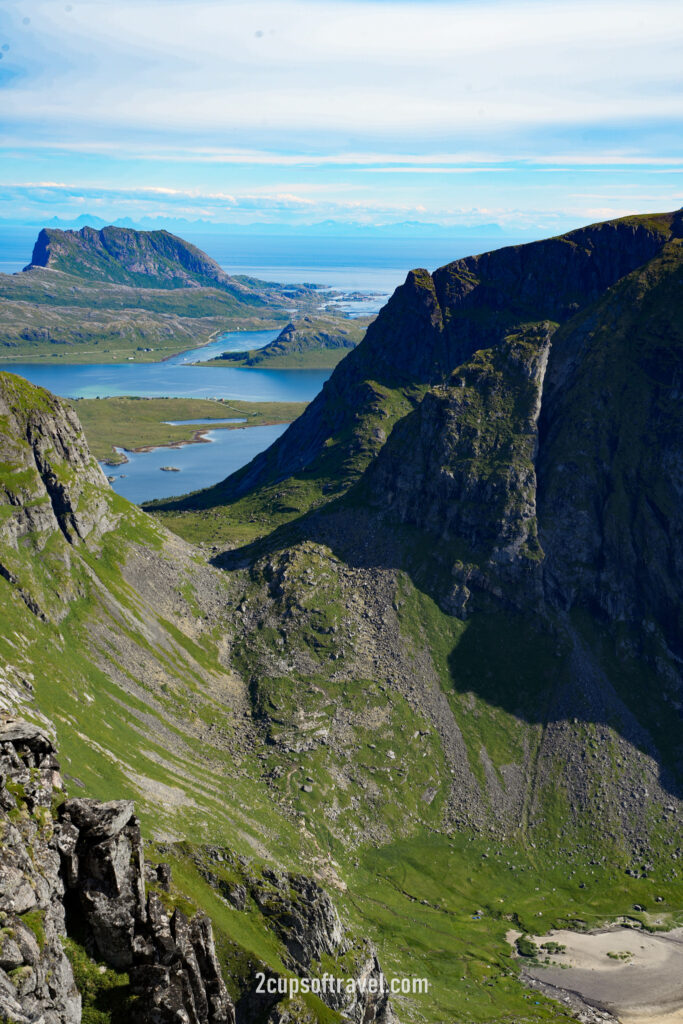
[75,396,307,464]
[62,937,133,1024]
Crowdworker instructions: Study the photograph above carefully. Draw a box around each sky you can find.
[1,0,683,233]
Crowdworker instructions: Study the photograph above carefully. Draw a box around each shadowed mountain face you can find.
[207,212,680,501]
[152,210,683,810]
[537,240,683,661]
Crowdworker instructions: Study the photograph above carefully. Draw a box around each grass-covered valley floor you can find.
[74,396,308,465]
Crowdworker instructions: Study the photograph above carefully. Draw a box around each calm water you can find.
[165,330,280,365]
[105,424,287,505]
[0,329,324,502]
[0,331,330,402]
[163,417,246,426]
[1,361,329,402]
[0,228,519,313]
[0,229,523,501]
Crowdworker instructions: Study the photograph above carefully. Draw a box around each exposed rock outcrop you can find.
[0,372,111,550]
[0,716,235,1024]
[538,241,683,664]
[186,847,398,1024]
[250,867,346,970]
[0,717,400,1024]
[0,372,117,622]
[0,719,80,1024]
[58,799,235,1024]
[367,321,553,613]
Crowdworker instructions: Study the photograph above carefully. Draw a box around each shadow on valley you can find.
[197,487,683,802]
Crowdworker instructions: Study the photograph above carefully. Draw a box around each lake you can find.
[105,423,288,505]
[0,331,330,402]
[0,329,325,503]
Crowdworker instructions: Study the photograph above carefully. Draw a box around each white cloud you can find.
[3,0,683,142]
[0,180,445,220]
[2,0,682,228]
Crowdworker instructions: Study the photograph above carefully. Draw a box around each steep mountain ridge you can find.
[149,211,683,847]
[204,211,679,503]
[365,320,553,613]
[538,238,683,674]
[26,226,250,294]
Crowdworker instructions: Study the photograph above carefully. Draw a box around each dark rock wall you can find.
[0,720,399,1024]
[221,214,678,499]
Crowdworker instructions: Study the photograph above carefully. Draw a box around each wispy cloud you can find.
[3,0,682,138]
[0,180,450,223]
[1,0,682,227]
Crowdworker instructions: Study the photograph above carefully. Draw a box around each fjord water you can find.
[0,333,329,401]
[0,329,327,503]
[106,424,288,505]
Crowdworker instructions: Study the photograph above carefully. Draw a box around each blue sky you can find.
[1,0,682,232]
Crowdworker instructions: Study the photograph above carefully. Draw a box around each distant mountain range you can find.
[0,213,541,238]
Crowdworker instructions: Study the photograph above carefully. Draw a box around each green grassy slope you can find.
[6,373,677,1024]
[206,315,373,370]
[75,396,307,464]
[4,215,683,1022]
[142,218,683,1021]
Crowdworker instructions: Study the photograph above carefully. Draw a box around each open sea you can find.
[0,227,519,501]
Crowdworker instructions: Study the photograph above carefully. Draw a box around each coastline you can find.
[509,927,683,1023]
[101,421,253,466]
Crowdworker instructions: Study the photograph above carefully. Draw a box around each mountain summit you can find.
[211,211,681,501]
[155,208,683,844]
[25,225,248,292]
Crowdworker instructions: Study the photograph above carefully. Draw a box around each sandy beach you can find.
[508,927,683,1022]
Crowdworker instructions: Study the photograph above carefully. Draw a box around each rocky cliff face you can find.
[0,716,399,1024]
[0,372,110,548]
[216,212,679,501]
[537,239,683,669]
[180,212,683,844]
[367,321,553,613]
[184,847,397,1024]
[0,716,235,1024]
[26,226,247,294]
[0,372,117,621]
[208,213,683,648]
[0,720,80,1024]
